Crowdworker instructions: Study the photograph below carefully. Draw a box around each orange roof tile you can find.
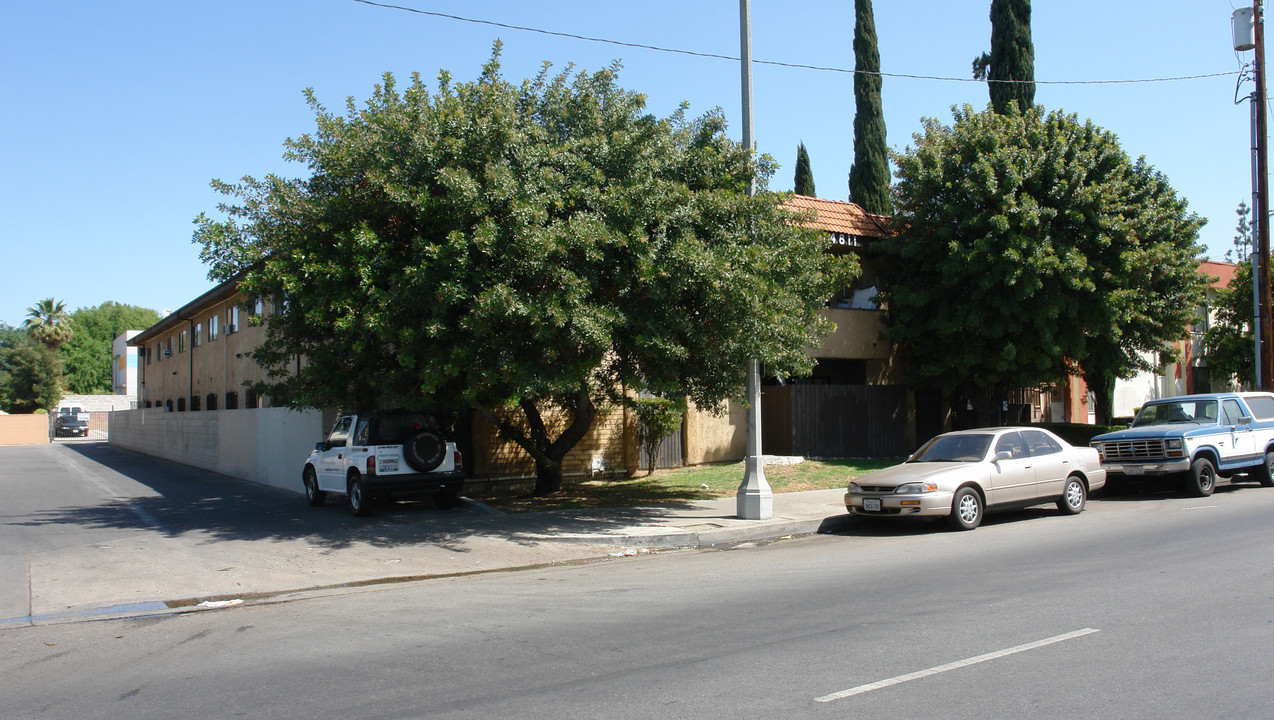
[784,194,890,239]
[1198,260,1238,289]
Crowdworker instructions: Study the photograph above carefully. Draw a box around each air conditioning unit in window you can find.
[163,349,172,358]
[226,324,236,334]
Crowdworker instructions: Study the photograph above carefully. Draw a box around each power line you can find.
[351,0,1237,86]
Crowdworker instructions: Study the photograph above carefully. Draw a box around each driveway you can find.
[0,443,610,624]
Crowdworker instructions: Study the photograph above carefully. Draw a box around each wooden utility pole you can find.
[1255,1,1273,389]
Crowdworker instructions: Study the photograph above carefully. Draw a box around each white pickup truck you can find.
[1090,392,1274,496]
[302,412,464,515]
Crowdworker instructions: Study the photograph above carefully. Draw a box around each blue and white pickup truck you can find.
[1090,392,1274,496]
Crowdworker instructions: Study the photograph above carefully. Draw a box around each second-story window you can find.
[178,330,188,353]
[229,306,240,333]
[209,314,219,341]
[194,323,202,348]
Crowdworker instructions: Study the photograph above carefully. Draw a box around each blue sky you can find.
[0,1,1259,327]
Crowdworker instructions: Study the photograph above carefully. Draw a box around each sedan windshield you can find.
[1132,400,1218,427]
[908,434,993,463]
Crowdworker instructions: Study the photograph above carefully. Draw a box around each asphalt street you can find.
[4,475,1274,719]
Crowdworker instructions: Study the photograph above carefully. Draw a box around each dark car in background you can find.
[54,415,89,438]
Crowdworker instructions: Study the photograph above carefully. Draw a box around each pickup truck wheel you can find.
[1259,451,1274,488]
[303,467,325,507]
[1057,476,1086,515]
[1185,458,1216,497]
[947,487,983,530]
[348,472,373,516]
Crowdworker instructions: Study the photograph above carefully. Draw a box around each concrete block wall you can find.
[57,394,137,413]
[110,407,323,493]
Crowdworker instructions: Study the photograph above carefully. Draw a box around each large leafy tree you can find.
[973,0,1035,115]
[0,328,63,414]
[848,0,890,214]
[1080,160,1208,423]
[194,47,854,495]
[794,142,816,196]
[24,298,72,350]
[883,105,1206,425]
[59,302,162,394]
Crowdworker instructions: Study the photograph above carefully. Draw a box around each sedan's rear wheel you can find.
[948,487,983,530]
[1057,476,1086,515]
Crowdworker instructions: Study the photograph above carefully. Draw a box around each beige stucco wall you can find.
[0,415,49,445]
[684,399,746,465]
[109,406,323,493]
[816,307,890,359]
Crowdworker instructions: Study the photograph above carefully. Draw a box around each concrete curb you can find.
[529,513,857,549]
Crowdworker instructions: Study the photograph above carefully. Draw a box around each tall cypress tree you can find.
[848,0,891,214]
[794,142,816,196]
[981,0,1035,114]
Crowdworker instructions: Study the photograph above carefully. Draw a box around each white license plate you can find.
[379,457,400,473]
[864,498,882,512]
[1124,466,1144,475]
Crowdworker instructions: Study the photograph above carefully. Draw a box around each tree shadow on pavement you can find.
[15,443,687,551]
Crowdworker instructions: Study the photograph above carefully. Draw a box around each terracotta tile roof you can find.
[785,194,891,240]
[1198,260,1238,289]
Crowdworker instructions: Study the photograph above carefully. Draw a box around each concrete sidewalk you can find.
[503,488,854,548]
[4,444,855,627]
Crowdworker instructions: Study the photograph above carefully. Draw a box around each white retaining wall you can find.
[109,407,324,494]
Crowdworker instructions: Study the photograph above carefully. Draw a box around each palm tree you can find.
[24,298,72,350]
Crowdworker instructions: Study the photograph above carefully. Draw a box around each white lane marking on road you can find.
[815,628,1100,703]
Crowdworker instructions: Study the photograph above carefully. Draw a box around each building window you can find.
[246,388,259,409]
[253,297,264,316]
[225,391,238,410]
[166,399,173,412]
[165,339,172,359]
[194,323,202,348]
[206,393,218,411]
[191,395,201,412]
[178,330,188,353]
[209,314,219,341]
[229,306,239,334]
[177,397,186,412]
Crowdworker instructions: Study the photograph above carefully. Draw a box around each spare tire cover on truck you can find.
[404,430,446,472]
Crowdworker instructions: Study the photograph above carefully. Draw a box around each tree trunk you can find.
[475,386,599,498]
[1085,370,1116,426]
[521,388,597,497]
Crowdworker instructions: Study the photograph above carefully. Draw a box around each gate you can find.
[761,385,909,458]
[639,422,684,471]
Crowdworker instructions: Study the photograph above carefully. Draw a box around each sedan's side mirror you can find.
[315,441,329,452]
[993,450,1013,463]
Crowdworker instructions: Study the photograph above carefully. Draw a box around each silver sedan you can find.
[845,427,1106,530]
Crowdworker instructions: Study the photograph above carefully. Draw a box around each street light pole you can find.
[736,0,772,519]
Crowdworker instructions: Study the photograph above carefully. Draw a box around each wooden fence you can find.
[761,384,910,459]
